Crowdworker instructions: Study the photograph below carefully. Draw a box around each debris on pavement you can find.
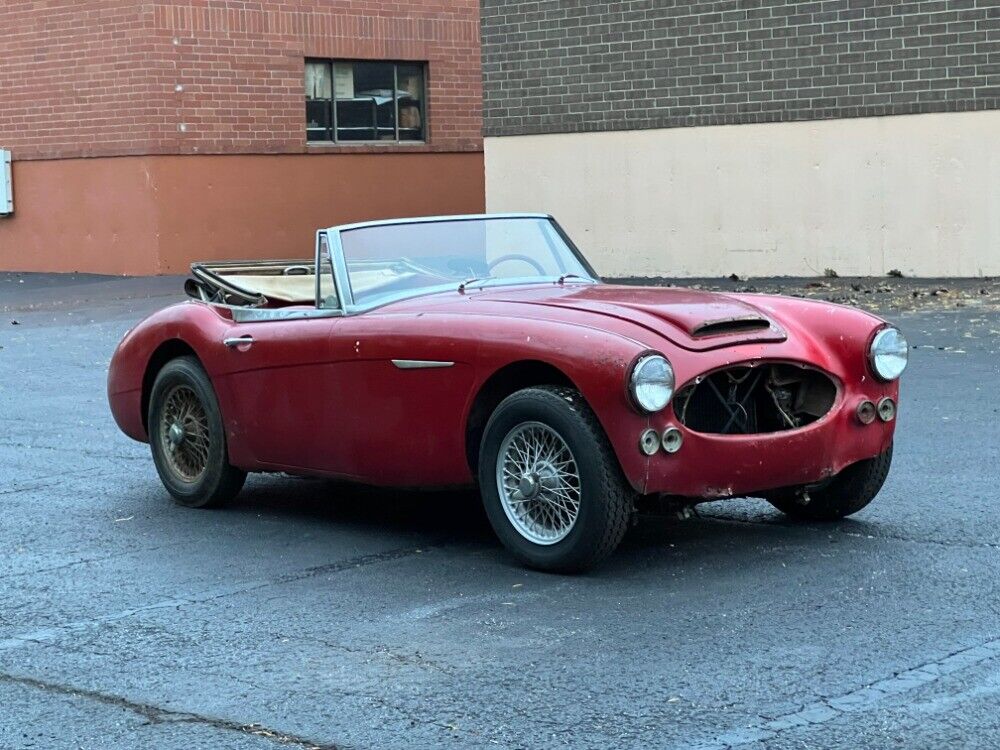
[609,275,1000,315]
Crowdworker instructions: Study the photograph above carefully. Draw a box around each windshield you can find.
[337,216,595,307]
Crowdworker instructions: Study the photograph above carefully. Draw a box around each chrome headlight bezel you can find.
[629,354,675,413]
[869,326,909,381]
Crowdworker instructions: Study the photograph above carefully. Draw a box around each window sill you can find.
[306,140,426,147]
[303,141,478,155]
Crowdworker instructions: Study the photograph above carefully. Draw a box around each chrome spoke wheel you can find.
[496,421,581,545]
[158,385,210,483]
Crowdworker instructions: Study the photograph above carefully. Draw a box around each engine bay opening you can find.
[674,363,838,435]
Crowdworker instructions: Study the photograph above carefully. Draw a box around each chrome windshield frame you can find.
[318,213,600,315]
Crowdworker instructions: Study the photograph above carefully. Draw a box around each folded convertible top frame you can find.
[189,262,269,307]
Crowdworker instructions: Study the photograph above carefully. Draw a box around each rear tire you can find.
[148,356,246,508]
[767,444,893,521]
[478,386,635,573]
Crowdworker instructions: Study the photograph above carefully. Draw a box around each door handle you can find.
[223,336,255,349]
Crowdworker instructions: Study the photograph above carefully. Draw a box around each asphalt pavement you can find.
[1,272,999,749]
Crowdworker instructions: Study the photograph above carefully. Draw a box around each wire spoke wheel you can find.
[496,421,581,545]
[158,384,210,483]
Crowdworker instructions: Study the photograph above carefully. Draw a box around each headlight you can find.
[869,327,908,381]
[630,354,675,413]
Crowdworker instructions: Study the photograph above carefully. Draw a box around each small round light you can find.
[630,354,675,413]
[877,397,897,422]
[639,429,661,456]
[662,427,684,454]
[857,400,877,425]
[869,327,909,381]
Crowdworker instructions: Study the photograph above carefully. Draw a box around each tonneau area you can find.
[188,260,334,307]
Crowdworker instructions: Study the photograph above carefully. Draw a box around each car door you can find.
[217,309,476,486]
[216,313,342,471]
[316,311,478,487]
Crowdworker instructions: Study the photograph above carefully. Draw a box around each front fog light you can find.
[877,397,897,422]
[639,429,661,456]
[869,327,909,381]
[630,354,675,413]
[662,427,683,454]
[857,400,877,425]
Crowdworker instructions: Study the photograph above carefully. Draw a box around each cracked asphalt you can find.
[1,272,999,749]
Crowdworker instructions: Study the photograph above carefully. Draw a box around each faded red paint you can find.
[108,282,899,498]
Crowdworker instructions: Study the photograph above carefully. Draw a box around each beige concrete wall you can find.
[485,111,1000,278]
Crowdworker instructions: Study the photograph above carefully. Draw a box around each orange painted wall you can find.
[0,158,161,275]
[153,152,486,273]
[0,153,486,275]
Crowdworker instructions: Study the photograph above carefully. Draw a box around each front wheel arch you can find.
[477,385,636,571]
[464,360,577,475]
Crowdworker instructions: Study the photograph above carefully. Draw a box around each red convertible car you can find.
[109,214,908,571]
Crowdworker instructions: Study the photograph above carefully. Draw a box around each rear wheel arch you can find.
[147,354,246,507]
[465,360,578,475]
[141,339,200,434]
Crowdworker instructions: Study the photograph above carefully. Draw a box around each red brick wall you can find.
[0,2,162,161]
[0,1,482,161]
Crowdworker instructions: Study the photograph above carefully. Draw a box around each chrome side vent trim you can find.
[391,360,455,370]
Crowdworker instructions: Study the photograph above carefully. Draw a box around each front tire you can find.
[478,386,635,573]
[148,356,246,508]
[767,444,893,521]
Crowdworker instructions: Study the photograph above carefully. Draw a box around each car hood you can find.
[477,284,788,351]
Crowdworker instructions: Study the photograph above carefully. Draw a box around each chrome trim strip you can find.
[329,228,355,308]
[326,212,552,234]
[314,230,323,308]
[230,307,343,323]
[391,360,455,370]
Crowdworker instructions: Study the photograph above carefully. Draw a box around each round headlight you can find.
[630,354,675,413]
[869,327,909,381]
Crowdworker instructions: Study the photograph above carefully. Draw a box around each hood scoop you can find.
[693,316,772,338]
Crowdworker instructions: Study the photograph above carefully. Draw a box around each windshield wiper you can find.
[557,273,588,285]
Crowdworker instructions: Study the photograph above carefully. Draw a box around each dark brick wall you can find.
[482,0,1000,137]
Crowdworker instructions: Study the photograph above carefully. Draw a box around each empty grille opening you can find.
[693,318,771,337]
[674,363,837,435]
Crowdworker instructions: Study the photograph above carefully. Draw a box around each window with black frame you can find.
[305,60,426,143]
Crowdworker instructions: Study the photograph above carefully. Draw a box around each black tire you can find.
[478,386,635,573]
[767,444,893,521]
[148,356,246,508]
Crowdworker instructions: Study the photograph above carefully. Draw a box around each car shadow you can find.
[225,474,497,544]
[215,475,884,577]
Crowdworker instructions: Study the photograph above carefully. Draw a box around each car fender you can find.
[441,313,657,493]
[107,302,234,444]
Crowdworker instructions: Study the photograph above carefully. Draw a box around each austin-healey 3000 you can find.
[108,214,907,571]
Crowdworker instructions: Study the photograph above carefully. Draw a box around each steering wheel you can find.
[487,254,547,276]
